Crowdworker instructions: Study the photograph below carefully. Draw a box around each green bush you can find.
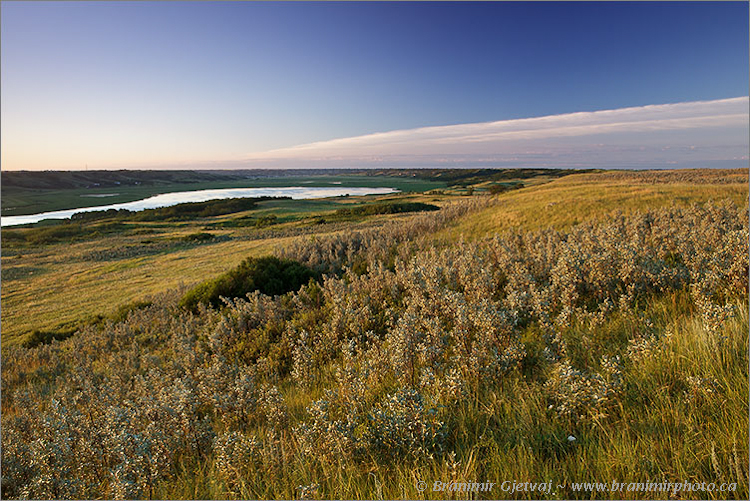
[182,232,215,242]
[179,256,316,310]
[109,299,154,324]
[205,216,257,228]
[22,328,79,348]
[21,314,105,348]
[255,214,278,227]
[487,182,523,195]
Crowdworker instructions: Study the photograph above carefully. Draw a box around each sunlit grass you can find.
[435,173,748,240]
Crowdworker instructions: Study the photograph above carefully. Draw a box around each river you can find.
[1,186,398,227]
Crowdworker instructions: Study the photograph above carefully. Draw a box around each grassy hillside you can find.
[1,168,748,500]
[435,169,749,240]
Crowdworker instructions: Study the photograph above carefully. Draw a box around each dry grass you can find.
[435,170,748,240]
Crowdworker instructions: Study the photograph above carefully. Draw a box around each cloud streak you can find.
[236,97,748,169]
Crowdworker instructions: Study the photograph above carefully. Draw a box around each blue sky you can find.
[1,1,748,170]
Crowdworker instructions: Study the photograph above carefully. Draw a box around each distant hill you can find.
[1,170,250,191]
[1,167,585,192]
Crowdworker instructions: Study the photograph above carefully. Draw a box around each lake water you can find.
[1,186,398,227]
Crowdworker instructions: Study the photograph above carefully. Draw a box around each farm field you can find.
[1,168,748,499]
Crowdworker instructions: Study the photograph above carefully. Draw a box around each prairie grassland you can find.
[1,169,748,500]
[5,171,740,346]
[1,235,278,343]
[1,194,447,345]
[436,169,748,240]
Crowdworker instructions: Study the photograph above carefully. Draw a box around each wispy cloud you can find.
[236,97,748,169]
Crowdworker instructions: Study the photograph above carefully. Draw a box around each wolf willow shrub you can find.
[1,202,747,499]
[179,256,317,311]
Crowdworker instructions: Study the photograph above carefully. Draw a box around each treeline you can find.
[70,196,288,223]
[333,201,439,218]
[3,197,287,245]
[485,182,524,194]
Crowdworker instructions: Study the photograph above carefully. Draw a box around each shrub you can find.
[71,208,133,222]
[487,182,522,195]
[206,215,256,228]
[22,328,79,349]
[109,300,154,324]
[255,214,278,228]
[133,197,289,221]
[364,388,446,460]
[179,256,316,310]
[182,232,215,243]
[21,315,105,348]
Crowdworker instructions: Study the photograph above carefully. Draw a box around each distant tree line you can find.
[70,196,289,222]
[333,201,439,218]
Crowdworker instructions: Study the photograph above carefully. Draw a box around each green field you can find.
[1,168,747,500]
